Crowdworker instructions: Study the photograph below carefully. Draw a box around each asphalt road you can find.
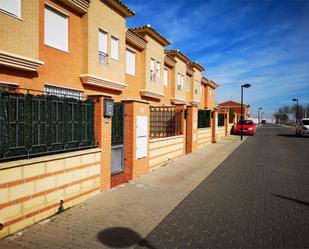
[136,124,309,249]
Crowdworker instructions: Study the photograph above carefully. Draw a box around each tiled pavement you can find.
[136,125,309,249]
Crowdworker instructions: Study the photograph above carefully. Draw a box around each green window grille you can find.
[218,113,225,126]
[198,110,211,128]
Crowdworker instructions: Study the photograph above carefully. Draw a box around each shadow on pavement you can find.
[97,227,156,249]
[271,193,309,207]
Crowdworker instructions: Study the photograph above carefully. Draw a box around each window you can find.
[44,85,83,100]
[194,80,199,94]
[111,36,119,60]
[186,77,189,92]
[126,49,135,76]
[209,89,212,97]
[163,69,168,88]
[44,5,68,52]
[156,61,160,78]
[177,73,181,90]
[150,59,155,81]
[0,0,21,18]
[98,29,108,64]
[181,75,184,88]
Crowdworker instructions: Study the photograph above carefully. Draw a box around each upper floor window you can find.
[156,61,161,78]
[111,36,119,61]
[0,0,21,18]
[44,5,68,52]
[163,69,168,88]
[126,49,135,76]
[194,80,200,94]
[209,89,212,97]
[98,29,108,64]
[185,77,189,92]
[177,73,181,91]
[150,59,155,81]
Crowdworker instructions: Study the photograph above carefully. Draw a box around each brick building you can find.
[0,0,230,238]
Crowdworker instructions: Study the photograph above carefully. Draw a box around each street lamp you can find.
[292,98,299,123]
[241,83,251,141]
[258,107,262,125]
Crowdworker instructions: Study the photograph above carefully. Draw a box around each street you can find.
[136,124,309,248]
[1,124,309,249]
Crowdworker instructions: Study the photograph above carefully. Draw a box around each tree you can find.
[273,105,291,124]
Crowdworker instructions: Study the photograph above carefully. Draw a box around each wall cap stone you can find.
[149,135,184,143]
[0,148,101,170]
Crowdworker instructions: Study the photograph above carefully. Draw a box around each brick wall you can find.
[0,148,102,239]
[197,128,212,148]
[149,136,184,168]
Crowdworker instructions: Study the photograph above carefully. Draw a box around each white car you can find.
[296,118,309,136]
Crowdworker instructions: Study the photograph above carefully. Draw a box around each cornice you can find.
[140,89,165,100]
[170,98,186,105]
[0,50,43,71]
[126,30,147,50]
[80,74,127,91]
[59,0,90,13]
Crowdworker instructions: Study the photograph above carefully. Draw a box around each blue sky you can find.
[125,0,309,118]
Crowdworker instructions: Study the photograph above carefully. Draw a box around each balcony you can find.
[98,51,108,65]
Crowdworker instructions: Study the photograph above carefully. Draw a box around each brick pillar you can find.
[123,100,150,180]
[212,111,218,142]
[225,110,229,136]
[90,95,112,191]
[186,106,198,154]
[175,104,186,155]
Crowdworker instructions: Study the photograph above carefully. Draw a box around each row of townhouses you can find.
[0,0,239,238]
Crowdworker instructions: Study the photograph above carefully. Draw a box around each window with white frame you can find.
[186,77,189,92]
[44,85,83,100]
[111,36,119,60]
[194,80,199,94]
[0,0,21,18]
[156,61,160,78]
[98,29,108,64]
[181,75,184,89]
[177,73,181,90]
[44,5,68,52]
[209,89,212,97]
[126,49,135,76]
[150,59,155,81]
[163,68,168,87]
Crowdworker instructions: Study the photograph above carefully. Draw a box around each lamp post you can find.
[241,83,251,141]
[258,107,262,125]
[261,112,264,121]
[292,98,299,123]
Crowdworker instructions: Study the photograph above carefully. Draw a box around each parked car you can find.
[296,118,309,136]
[233,119,257,135]
[261,120,266,124]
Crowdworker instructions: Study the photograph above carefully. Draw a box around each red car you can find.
[233,119,257,135]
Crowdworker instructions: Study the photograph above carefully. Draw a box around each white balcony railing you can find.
[98,51,108,65]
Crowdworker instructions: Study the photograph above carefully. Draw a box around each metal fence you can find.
[218,113,225,126]
[0,91,95,162]
[150,106,182,138]
[198,110,211,128]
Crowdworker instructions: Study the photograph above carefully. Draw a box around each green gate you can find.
[111,102,124,175]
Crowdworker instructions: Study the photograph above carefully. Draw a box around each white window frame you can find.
[156,61,161,78]
[126,49,136,76]
[98,29,108,64]
[177,73,181,91]
[150,58,155,81]
[181,75,184,88]
[111,36,119,61]
[0,0,21,18]
[163,68,168,88]
[186,77,189,92]
[44,4,69,52]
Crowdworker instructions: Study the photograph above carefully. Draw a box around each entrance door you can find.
[111,102,124,175]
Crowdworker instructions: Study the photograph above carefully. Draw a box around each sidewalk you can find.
[1,136,243,249]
